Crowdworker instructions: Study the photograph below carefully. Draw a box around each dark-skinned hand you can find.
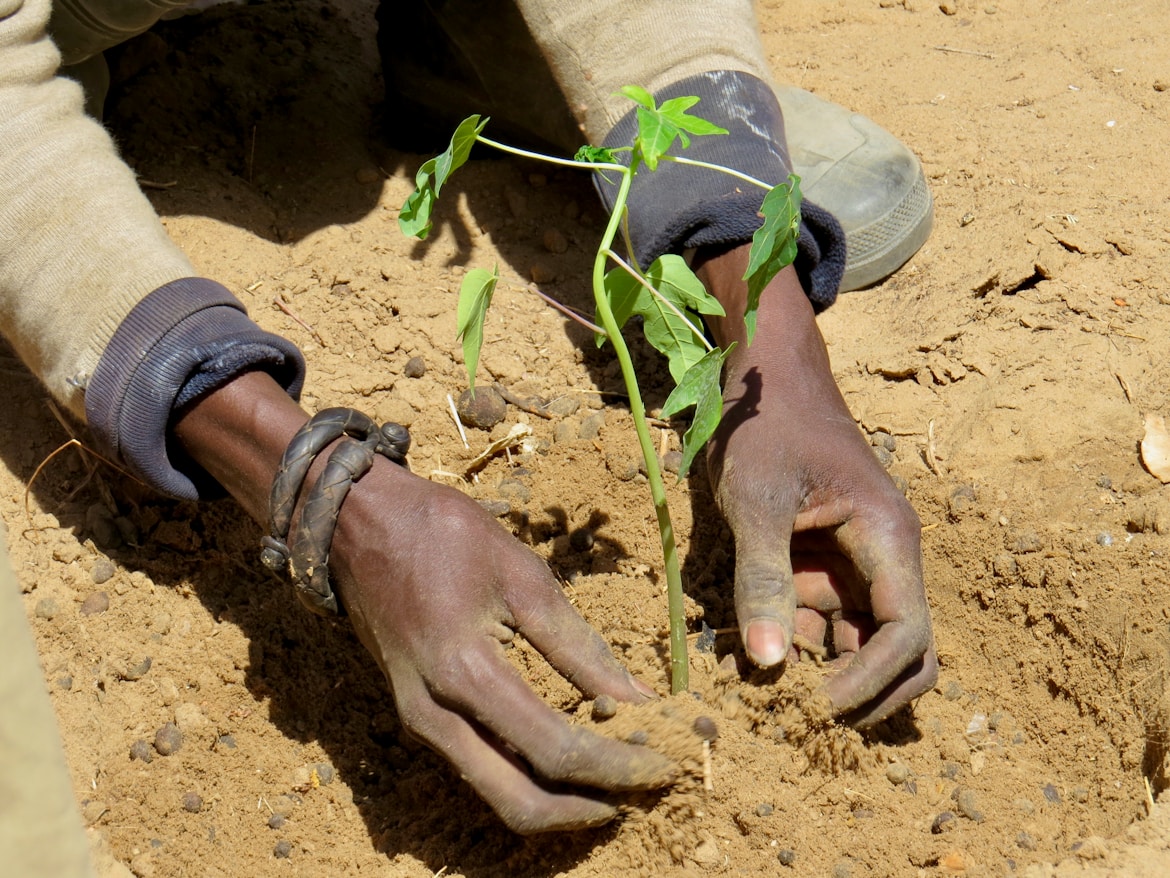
[696,246,938,727]
[173,372,676,833]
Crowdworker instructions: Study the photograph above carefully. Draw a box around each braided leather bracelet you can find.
[260,408,410,616]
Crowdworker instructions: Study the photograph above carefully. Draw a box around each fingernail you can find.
[746,620,787,667]
[628,674,657,700]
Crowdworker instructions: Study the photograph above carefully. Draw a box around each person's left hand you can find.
[695,247,937,727]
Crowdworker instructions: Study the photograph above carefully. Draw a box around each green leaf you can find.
[399,115,489,240]
[596,255,722,383]
[619,86,728,170]
[574,144,618,164]
[743,174,802,342]
[660,344,736,479]
[456,265,499,391]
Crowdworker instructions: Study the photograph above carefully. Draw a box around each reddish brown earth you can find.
[5,0,1170,875]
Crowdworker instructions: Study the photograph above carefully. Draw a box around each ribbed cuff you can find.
[593,70,846,310]
[86,278,306,500]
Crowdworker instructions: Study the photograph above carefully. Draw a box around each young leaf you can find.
[399,115,489,240]
[456,265,499,391]
[597,255,723,383]
[619,86,728,170]
[660,344,736,479]
[743,174,802,342]
[574,144,619,164]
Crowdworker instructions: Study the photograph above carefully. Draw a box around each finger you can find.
[509,567,657,702]
[429,638,677,792]
[792,607,828,658]
[831,611,877,655]
[393,677,621,834]
[836,649,939,729]
[821,512,933,715]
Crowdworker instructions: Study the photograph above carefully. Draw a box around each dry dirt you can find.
[4,0,1170,875]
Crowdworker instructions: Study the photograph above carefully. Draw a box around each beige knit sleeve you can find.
[513,0,773,143]
[0,0,194,421]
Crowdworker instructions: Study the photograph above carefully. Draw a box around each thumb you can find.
[732,525,798,668]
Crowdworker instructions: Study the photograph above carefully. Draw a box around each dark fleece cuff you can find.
[86,278,306,500]
[594,70,846,311]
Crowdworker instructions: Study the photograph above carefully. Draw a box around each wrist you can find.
[171,370,311,524]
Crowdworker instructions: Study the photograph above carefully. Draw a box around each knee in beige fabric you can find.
[0,523,96,878]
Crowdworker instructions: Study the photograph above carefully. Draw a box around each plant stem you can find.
[475,135,627,174]
[590,168,689,694]
[662,155,774,192]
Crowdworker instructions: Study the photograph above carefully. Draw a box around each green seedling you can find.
[400,87,801,693]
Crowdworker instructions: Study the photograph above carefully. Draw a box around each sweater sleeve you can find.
[0,0,305,499]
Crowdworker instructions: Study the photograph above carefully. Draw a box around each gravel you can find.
[153,723,183,756]
[591,694,617,720]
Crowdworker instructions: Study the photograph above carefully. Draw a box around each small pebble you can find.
[403,356,426,378]
[942,680,965,701]
[605,455,639,481]
[542,228,569,254]
[34,598,59,620]
[1096,532,1114,547]
[940,762,960,780]
[591,694,618,720]
[886,763,910,785]
[662,450,683,474]
[627,729,649,746]
[778,849,797,866]
[130,739,154,763]
[851,808,874,819]
[478,499,511,517]
[755,803,774,817]
[217,734,237,749]
[456,387,506,430]
[496,479,531,505]
[273,840,292,859]
[1013,798,1035,815]
[1012,531,1043,553]
[1042,783,1062,803]
[153,722,183,756]
[529,263,556,284]
[545,396,579,417]
[268,814,286,830]
[181,792,202,813]
[578,412,606,441]
[91,558,116,585]
[80,591,110,616]
[354,167,381,184]
[314,763,335,785]
[694,622,716,654]
[956,788,985,822]
[1017,831,1037,851]
[57,675,73,691]
[833,862,853,878]
[931,811,957,834]
[692,716,719,742]
[120,656,152,681]
[569,528,594,552]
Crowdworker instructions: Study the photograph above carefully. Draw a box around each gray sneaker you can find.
[776,86,934,293]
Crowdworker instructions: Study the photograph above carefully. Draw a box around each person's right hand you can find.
[328,459,678,832]
[173,371,676,833]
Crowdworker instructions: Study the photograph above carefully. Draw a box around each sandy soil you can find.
[4,0,1170,875]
